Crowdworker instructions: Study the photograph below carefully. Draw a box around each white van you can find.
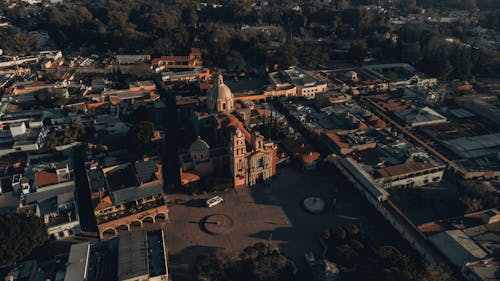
[206,196,224,208]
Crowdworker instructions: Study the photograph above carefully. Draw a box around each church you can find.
[180,74,277,188]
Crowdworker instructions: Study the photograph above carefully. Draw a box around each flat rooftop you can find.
[64,243,90,281]
[105,164,139,191]
[225,77,268,95]
[285,67,323,87]
[443,132,500,159]
[118,231,148,280]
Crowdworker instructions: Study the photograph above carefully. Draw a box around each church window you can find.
[257,158,264,168]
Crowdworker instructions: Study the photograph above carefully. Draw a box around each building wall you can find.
[121,273,149,281]
[298,84,327,99]
[334,158,446,266]
[265,87,297,98]
[97,204,168,239]
[48,220,81,239]
[378,167,445,189]
[247,152,272,186]
[149,274,169,281]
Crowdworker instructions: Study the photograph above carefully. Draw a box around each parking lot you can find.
[166,166,404,281]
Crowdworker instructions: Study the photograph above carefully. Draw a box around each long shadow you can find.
[73,146,97,232]
[156,78,181,191]
[169,198,206,208]
[247,165,414,278]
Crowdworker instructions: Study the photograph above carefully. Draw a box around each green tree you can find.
[333,244,358,265]
[38,89,67,108]
[330,225,347,242]
[350,40,368,61]
[401,42,422,65]
[250,254,292,281]
[458,196,483,213]
[0,212,48,265]
[417,264,457,281]
[128,121,155,149]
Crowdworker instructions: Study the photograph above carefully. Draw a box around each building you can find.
[17,160,81,240]
[207,74,234,113]
[179,136,228,178]
[151,48,202,72]
[114,55,151,66]
[375,159,446,189]
[325,63,437,94]
[419,209,500,268]
[62,229,168,281]
[281,137,321,170]
[394,106,447,127]
[116,230,168,281]
[0,120,47,156]
[230,128,277,188]
[63,243,90,281]
[189,73,278,188]
[267,71,297,98]
[322,129,377,156]
[284,67,327,99]
[87,159,168,239]
[462,258,500,281]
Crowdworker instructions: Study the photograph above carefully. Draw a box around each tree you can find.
[129,121,155,149]
[128,121,155,149]
[350,40,368,61]
[455,180,499,215]
[333,244,358,265]
[45,120,87,149]
[344,224,359,236]
[250,254,292,281]
[401,42,422,65]
[0,212,48,265]
[38,89,67,108]
[330,225,347,242]
[458,196,483,213]
[417,264,457,281]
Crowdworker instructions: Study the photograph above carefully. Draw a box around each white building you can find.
[375,159,446,189]
[284,67,327,99]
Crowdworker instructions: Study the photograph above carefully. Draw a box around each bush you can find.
[344,224,359,237]
[333,244,358,266]
[330,226,347,242]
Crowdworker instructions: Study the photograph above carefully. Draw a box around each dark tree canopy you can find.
[128,121,155,150]
[195,243,293,281]
[0,212,48,265]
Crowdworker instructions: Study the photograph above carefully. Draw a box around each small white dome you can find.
[189,136,210,153]
[345,71,358,81]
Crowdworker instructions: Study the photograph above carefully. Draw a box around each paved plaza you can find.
[166,166,403,281]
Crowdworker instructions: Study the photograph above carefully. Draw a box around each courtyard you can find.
[166,165,405,281]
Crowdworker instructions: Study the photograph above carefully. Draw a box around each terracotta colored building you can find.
[151,48,202,70]
[87,159,168,239]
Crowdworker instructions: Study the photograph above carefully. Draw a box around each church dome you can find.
[189,136,210,153]
[209,74,233,101]
[345,71,358,81]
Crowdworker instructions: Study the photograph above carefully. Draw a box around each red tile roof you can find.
[219,114,251,143]
[35,171,59,187]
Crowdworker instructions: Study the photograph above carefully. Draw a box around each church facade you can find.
[181,73,277,189]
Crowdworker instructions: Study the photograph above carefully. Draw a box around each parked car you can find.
[206,196,224,208]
